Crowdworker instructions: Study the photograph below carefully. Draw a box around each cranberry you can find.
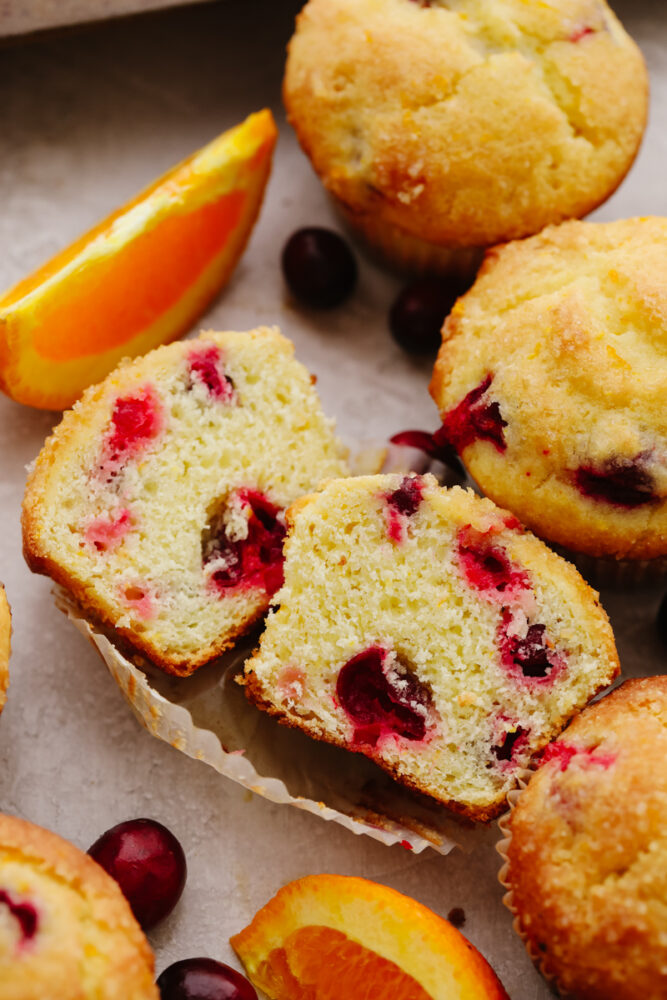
[0,889,38,942]
[456,531,529,598]
[574,458,655,508]
[188,345,235,402]
[157,958,257,1000]
[658,593,667,646]
[389,277,466,355]
[281,227,357,308]
[88,819,186,930]
[389,429,464,477]
[106,388,162,459]
[493,726,527,762]
[497,613,564,683]
[439,374,507,454]
[204,491,286,595]
[336,647,431,745]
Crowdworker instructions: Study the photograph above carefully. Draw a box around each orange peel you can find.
[230,874,509,1000]
[0,109,277,410]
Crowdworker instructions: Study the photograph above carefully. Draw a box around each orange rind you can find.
[0,109,277,410]
[230,874,509,1000]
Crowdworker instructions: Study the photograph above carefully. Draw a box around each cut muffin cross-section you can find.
[243,474,619,821]
[22,327,348,676]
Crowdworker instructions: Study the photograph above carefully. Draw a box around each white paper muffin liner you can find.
[56,588,489,856]
[496,772,572,999]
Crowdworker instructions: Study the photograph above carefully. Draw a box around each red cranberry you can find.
[440,374,507,454]
[157,958,257,1000]
[281,227,357,308]
[188,345,235,403]
[88,819,186,930]
[0,889,38,942]
[389,277,466,355]
[389,429,464,477]
[204,491,286,595]
[386,475,424,517]
[658,594,667,646]
[336,646,431,745]
[574,458,655,508]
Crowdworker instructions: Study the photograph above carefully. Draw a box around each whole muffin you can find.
[0,587,9,716]
[0,813,157,999]
[284,0,648,274]
[430,217,667,565]
[500,677,667,1000]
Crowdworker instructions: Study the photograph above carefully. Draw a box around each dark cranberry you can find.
[204,491,286,595]
[574,458,655,508]
[658,594,667,646]
[389,277,466,355]
[389,429,464,477]
[439,374,507,454]
[0,889,38,942]
[281,227,357,308]
[447,907,466,928]
[387,475,423,517]
[157,958,257,1000]
[493,726,527,762]
[88,819,186,930]
[336,646,431,745]
[497,613,564,683]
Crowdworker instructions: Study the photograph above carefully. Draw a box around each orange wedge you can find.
[230,875,509,1000]
[0,109,277,410]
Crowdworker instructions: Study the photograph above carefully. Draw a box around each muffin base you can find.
[334,199,484,280]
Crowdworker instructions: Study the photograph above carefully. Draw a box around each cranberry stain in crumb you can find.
[0,889,38,944]
[541,742,617,772]
[336,646,432,745]
[187,343,235,403]
[574,458,656,508]
[100,385,163,476]
[456,529,529,600]
[84,508,133,552]
[439,374,507,454]
[384,475,424,542]
[205,490,286,596]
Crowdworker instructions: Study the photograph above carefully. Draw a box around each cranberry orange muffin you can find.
[0,813,157,999]
[243,474,619,821]
[284,0,648,274]
[0,587,9,717]
[22,328,348,676]
[431,217,667,566]
[500,677,667,1000]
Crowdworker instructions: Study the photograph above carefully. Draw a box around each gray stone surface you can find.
[0,2,665,996]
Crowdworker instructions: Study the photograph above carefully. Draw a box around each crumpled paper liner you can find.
[496,772,572,999]
[56,588,487,855]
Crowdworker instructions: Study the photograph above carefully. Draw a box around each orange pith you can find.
[259,926,434,1000]
[0,109,277,410]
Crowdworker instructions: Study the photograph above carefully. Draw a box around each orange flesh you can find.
[259,926,435,1000]
[32,189,246,362]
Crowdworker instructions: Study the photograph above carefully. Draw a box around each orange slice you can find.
[0,109,277,410]
[230,875,509,1000]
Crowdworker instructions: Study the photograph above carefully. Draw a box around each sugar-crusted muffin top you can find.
[284,0,647,248]
[504,677,667,1000]
[0,588,9,716]
[430,217,667,559]
[244,474,618,821]
[0,813,157,1000]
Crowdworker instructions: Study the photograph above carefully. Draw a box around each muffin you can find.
[243,474,619,821]
[430,217,667,569]
[0,587,9,717]
[0,813,157,999]
[22,327,348,676]
[499,676,667,1000]
[283,0,648,275]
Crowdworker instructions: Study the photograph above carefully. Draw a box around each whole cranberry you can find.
[88,819,186,929]
[281,227,357,308]
[157,958,257,1000]
[389,276,468,355]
